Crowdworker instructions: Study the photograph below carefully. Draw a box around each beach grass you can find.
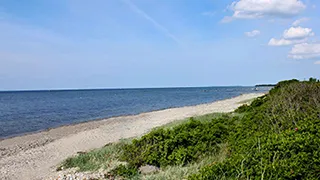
[57,111,245,178]
[142,143,228,180]
[57,113,231,174]
[56,111,248,179]
[58,139,131,172]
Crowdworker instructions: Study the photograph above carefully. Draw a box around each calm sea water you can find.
[0,87,268,138]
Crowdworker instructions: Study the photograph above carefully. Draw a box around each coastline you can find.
[0,93,264,180]
[0,92,264,141]
[0,91,260,141]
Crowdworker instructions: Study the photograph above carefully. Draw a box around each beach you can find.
[0,93,264,180]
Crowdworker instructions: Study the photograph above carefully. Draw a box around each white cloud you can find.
[245,30,260,37]
[288,43,320,59]
[268,38,293,46]
[292,17,309,26]
[314,61,320,65]
[268,26,314,46]
[223,0,306,22]
[283,26,314,39]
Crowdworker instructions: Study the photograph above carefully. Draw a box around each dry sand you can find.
[0,93,264,180]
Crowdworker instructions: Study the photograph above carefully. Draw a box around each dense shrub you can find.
[235,95,268,113]
[120,117,233,167]
[190,79,320,179]
[109,164,139,179]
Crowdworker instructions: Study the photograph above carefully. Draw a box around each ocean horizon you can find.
[0,85,251,92]
[0,86,269,139]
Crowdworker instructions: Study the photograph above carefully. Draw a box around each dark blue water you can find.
[0,87,268,138]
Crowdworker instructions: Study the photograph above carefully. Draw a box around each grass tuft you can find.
[59,139,130,172]
[142,143,228,180]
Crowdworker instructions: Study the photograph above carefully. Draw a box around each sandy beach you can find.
[0,93,264,180]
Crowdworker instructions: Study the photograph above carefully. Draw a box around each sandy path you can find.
[0,93,264,180]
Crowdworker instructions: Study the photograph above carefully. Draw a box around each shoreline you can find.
[0,92,263,141]
[0,93,264,180]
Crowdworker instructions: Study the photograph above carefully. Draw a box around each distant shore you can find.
[0,93,264,180]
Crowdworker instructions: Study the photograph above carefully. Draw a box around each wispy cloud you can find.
[245,30,260,38]
[121,0,181,44]
[292,17,310,26]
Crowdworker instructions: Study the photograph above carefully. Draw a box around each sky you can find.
[0,0,320,90]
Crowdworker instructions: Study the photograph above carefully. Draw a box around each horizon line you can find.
[0,85,257,92]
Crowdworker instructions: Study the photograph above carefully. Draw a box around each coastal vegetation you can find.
[59,78,320,179]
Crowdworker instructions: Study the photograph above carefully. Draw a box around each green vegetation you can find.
[57,114,226,172]
[58,139,130,172]
[142,143,229,180]
[191,78,320,179]
[156,113,228,130]
[109,164,139,179]
[59,78,320,179]
[120,116,230,167]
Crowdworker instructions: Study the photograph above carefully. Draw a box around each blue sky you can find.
[0,0,320,90]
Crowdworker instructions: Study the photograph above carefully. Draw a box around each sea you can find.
[0,87,269,139]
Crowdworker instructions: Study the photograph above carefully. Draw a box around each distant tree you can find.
[309,77,318,82]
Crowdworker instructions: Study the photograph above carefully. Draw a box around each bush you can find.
[235,95,268,113]
[190,79,320,179]
[109,164,139,179]
[120,117,233,167]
